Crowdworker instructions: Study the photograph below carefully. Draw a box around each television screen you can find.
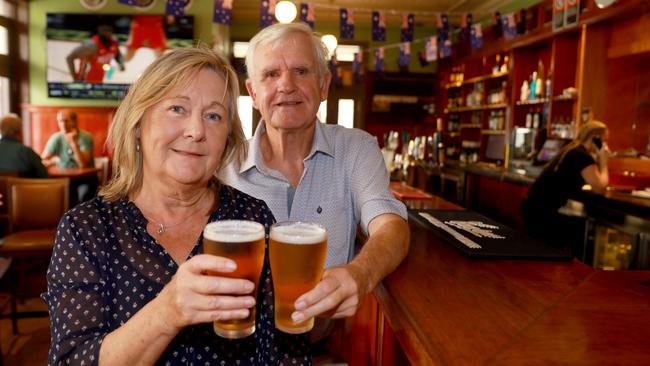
[46,13,194,99]
[485,134,506,162]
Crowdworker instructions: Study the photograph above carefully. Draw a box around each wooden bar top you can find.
[374,208,650,365]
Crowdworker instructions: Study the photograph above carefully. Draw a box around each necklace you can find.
[141,203,209,236]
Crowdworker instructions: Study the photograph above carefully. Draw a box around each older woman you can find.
[42,48,309,365]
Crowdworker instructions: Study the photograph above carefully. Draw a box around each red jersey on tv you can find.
[127,15,167,50]
[76,35,119,83]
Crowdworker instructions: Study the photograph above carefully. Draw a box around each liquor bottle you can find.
[530,72,538,100]
[532,109,540,128]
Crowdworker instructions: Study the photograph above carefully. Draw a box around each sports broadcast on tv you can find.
[46,13,194,99]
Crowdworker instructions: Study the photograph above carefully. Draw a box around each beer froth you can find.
[269,222,326,244]
[204,220,265,243]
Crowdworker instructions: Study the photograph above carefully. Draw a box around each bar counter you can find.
[359,196,650,365]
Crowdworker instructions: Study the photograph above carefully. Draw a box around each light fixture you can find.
[275,1,297,23]
[321,34,338,58]
[594,0,617,8]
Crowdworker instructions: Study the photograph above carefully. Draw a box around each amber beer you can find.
[269,222,327,334]
[203,220,265,339]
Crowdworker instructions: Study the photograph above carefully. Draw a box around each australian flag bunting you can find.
[300,3,315,29]
[260,0,277,28]
[213,0,233,25]
[340,8,355,39]
[372,11,386,42]
[400,13,414,42]
[471,23,484,49]
[516,9,527,34]
[352,52,364,82]
[503,12,517,40]
[437,13,451,59]
[166,0,185,17]
[374,47,385,74]
[329,55,343,87]
[460,13,472,42]
[425,37,437,62]
[398,42,411,70]
[493,11,503,39]
[118,0,138,5]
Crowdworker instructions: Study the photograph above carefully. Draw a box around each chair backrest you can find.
[7,177,70,231]
[94,156,110,186]
[0,171,18,215]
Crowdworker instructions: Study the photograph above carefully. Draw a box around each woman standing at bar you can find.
[521,121,610,252]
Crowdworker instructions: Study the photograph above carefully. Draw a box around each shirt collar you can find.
[239,120,334,174]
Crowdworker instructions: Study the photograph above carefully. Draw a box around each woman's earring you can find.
[136,142,140,152]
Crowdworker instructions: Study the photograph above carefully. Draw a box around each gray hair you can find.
[245,22,330,87]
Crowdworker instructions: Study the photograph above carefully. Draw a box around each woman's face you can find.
[587,130,609,154]
[139,68,231,187]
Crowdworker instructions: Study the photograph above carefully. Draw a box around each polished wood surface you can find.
[47,166,100,179]
[371,215,650,365]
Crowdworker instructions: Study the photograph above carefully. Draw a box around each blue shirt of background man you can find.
[44,130,95,168]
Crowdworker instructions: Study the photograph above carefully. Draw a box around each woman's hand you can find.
[155,254,256,334]
[597,142,612,164]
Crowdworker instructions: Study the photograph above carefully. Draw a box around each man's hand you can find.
[64,130,78,145]
[291,263,369,323]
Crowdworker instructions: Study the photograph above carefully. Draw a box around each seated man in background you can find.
[0,113,48,178]
[41,109,97,203]
[41,109,95,169]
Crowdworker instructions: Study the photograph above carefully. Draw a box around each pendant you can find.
[157,223,165,235]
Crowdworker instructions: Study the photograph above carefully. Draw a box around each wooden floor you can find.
[0,296,50,365]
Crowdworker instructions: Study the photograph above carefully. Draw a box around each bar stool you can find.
[0,177,69,334]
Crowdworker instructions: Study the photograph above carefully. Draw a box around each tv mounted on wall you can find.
[46,13,194,99]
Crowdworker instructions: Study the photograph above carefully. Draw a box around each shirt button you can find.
[317,206,322,214]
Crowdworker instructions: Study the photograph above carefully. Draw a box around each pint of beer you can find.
[203,220,265,339]
[269,221,327,334]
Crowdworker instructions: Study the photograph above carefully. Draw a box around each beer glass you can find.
[203,220,265,339]
[269,221,327,334]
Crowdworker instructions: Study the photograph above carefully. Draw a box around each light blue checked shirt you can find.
[219,121,407,268]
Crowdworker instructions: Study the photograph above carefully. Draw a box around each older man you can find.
[41,109,94,169]
[220,22,410,339]
[41,109,96,203]
[0,113,48,178]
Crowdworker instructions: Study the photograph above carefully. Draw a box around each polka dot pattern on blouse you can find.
[42,184,311,366]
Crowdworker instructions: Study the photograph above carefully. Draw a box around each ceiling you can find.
[226,0,538,24]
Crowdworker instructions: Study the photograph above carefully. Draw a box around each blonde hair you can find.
[99,46,245,201]
[245,22,330,86]
[551,120,608,172]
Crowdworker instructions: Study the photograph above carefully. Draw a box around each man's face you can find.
[246,33,331,133]
[57,111,77,134]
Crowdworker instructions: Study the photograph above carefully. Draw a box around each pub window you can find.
[238,95,254,139]
[318,100,327,123]
[337,99,354,128]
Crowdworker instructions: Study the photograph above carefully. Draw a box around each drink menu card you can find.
[410,209,572,260]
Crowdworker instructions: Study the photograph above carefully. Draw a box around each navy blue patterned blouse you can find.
[42,184,310,366]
